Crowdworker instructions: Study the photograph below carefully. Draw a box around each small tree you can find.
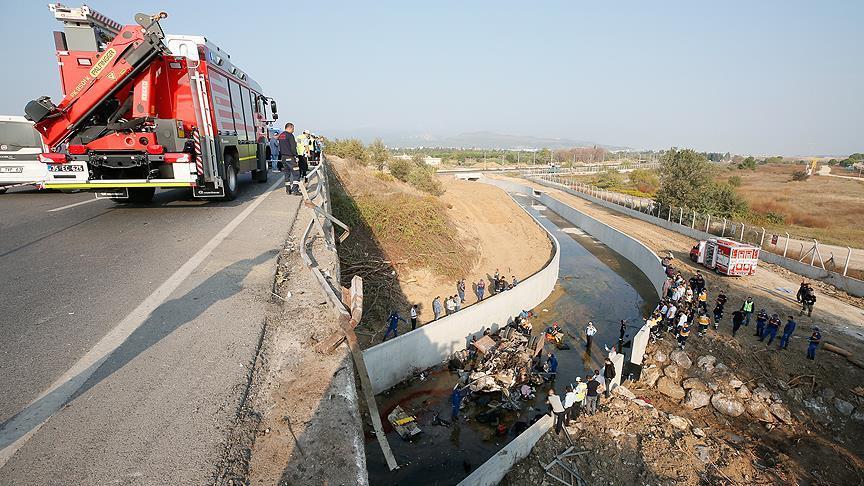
[388,158,415,182]
[368,138,390,171]
[727,175,742,187]
[655,148,713,209]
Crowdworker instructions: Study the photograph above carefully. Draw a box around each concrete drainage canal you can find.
[363,187,658,485]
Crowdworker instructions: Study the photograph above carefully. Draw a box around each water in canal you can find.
[365,192,657,485]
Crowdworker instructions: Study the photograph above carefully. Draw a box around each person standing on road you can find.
[801,289,816,317]
[807,327,822,360]
[268,133,281,171]
[585,321,597,349]
[432,296,443,320]
[546,389,566,435]
[383,310,406,341]
[277,123,299,194]
[603,358,616,397]
[741,297,755,327]
[761,313,781,345]
[410,304,419,330]
[779,316,797,350]
[584,375,600,415]
[296,130,310,181]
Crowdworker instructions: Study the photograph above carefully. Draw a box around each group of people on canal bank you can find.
[382,269,523,341]
[644,264,823,361]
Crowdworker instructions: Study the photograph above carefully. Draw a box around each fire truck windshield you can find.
[0,121,43,149]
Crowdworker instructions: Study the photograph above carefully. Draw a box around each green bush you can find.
[591,170,623,189]
[407,164,443,195]
[628,168,659,194]
[327,139,368,164]
[728,175,742,187]
[388,158,415,182]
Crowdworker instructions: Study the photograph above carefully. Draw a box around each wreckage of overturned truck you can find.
[446,311,555,426]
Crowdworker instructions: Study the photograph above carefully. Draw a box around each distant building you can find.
[393,154,412,161]
[392,154,441,166]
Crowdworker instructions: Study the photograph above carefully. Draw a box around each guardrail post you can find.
[740,222,745,241]
[844,247,852,276]
[721,218,726,236]
[691,210,696,228]
[668,206,672,221]
[760,227,766,247]
[678,207,683,225]
[783,232,790,257]
[705,214,711,232]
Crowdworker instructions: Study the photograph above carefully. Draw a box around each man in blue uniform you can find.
[807,327,822,360]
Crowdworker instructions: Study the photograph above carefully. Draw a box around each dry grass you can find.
[718,164,864,246]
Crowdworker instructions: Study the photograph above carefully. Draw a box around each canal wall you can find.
[362,190,561,395]
[457,414,553,486]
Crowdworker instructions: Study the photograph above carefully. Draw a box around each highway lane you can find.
[0,174,297,483]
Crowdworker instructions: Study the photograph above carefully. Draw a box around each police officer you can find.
[277,122,299,194]
[754,309,769,338]
[761,313,781,345]
[778,316,796,350]
[807,327,822,360]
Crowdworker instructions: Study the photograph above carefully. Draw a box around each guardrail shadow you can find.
[0,250,274,457]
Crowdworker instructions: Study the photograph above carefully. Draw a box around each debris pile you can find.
[448,312,552,418]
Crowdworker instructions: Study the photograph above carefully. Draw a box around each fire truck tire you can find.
[222,156,239,201]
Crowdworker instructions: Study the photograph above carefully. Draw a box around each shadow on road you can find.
[0,250,275,455]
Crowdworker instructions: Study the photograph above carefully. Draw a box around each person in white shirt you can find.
[573,377,587,419]
[546,389,566,435]
[585,322,597,349]
[563,385,577,425]
[410,304,418,330]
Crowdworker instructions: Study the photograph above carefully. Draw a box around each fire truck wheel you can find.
[222,156,239,201]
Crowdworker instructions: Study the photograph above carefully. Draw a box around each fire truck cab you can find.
[25,4,278,202]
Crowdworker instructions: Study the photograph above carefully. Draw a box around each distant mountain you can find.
[323,129,628,151]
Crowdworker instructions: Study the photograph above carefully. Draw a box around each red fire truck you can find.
[25,4,278,202]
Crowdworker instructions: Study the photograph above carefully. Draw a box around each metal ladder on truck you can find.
[49,3,123,50]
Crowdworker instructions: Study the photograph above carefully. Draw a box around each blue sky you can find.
[0,1,861,155]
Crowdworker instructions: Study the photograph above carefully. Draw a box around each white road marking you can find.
[0,177,283,468]
[47,198,102,212]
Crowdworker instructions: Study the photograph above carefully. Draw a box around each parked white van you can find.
[0,115,48,193]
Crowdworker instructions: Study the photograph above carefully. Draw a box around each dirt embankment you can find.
[496,175,864,485]
[328,157,550,347]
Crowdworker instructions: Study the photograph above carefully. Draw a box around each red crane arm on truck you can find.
[25,12,169,150]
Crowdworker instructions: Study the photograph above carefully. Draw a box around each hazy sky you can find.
[1,1,861,155]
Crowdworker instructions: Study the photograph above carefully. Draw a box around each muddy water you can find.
[365,194,657,485]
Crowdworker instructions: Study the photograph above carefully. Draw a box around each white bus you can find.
[0,115,48,194]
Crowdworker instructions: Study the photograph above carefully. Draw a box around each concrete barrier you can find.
[362,190,561,394]
[457,414,553,486]
[529,176,864,297]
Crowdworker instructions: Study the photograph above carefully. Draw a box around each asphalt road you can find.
[0,174,296,484]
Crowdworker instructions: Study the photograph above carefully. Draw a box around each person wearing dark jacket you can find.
[801,289,816,317]
[277,122,299,194]
[603,358,616,397]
